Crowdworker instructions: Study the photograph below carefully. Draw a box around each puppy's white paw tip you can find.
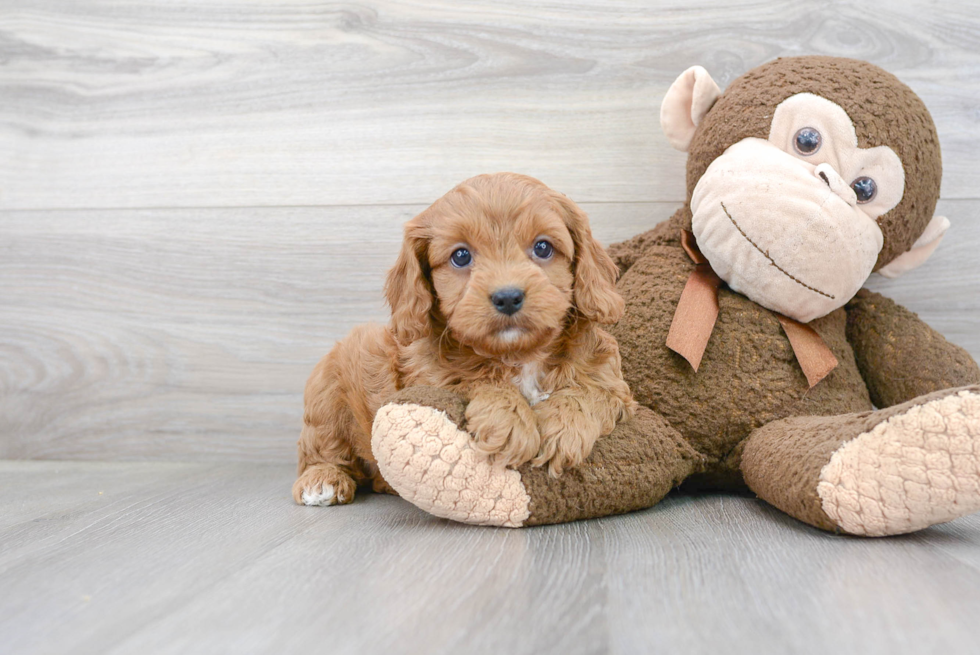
[302,484,337,506]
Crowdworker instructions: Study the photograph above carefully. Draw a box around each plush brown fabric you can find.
[610,245,873,468]
[687,56,942,270]
[519,406,704,526]
[383,386,468,427]
[380,387,703,525]
[607,206,687,275]
[741,386,979,532]
[681,440,750,493]
[845,289,980,408]
[741,412,872,531]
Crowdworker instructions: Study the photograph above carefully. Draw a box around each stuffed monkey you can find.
[370,57,980,536]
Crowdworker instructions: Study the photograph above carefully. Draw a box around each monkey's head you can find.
[661,56,947,323]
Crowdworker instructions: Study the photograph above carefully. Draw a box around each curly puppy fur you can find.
[293,173,636,506]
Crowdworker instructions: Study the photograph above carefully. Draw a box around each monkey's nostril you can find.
[814,162,857,207]
[491,288,525,316]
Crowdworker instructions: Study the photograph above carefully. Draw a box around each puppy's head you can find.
[385,173,623,358]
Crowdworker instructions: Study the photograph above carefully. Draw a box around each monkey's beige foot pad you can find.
[372,403,531,527]
[819,389,980,536]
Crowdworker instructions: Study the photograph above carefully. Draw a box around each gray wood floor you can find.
[4,460,980,655]
[3,1,980,653]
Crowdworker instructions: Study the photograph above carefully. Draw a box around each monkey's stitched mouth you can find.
[720,201,835,300]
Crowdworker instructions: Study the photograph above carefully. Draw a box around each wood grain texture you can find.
[2,0,980,209]
[2,200,978,462]
[2,460,980,655]
[0,201,668,461]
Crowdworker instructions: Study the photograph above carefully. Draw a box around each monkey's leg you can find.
[741,385,980,536]
[371,387,704,527]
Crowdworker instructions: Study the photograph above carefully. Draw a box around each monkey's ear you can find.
[877,215,950,279]
[660,65,721,152]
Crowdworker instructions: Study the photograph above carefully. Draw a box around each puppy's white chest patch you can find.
[513,362,550,406]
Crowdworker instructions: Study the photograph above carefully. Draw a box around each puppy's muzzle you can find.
[491,287,525,316]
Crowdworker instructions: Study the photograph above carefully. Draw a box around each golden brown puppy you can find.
[293,173,636,506]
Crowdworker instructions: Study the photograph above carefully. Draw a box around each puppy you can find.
[293,173,636,507]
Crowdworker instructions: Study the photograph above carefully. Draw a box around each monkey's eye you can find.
[793,127,822,156]
[851,177,877,204]
[532,240,554,260]
[450,247,472,268]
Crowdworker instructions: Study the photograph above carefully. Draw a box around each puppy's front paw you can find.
[532,398,602,477]
[465,391,541,468]
[292,464,357,506]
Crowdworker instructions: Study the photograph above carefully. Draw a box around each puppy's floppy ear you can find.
[555,195,625,324]
[384,213,433,344]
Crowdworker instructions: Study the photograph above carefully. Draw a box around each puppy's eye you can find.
[532,240,554,259]
[851,176,877,204]
[793,127,822,156]
[450,247,472,268]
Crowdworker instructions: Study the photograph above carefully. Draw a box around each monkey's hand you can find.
[846,289,979,408]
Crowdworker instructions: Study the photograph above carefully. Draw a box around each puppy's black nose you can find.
[491,288,525,316]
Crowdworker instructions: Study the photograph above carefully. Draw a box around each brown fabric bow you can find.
[666,230,838,389]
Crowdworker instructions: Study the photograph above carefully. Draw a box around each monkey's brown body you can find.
[611,228,873,482]
[367,56,980,535]
[601,210,978,512]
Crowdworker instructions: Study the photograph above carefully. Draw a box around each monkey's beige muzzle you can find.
[691,138,884,323]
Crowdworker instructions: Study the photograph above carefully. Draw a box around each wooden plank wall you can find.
[2,1,978,462]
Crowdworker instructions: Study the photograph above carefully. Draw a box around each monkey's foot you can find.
[818,387,980,536]
[372,386,704,527]
[371,393,531,528]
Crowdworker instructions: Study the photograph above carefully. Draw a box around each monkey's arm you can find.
[845,289,979,408]
[607,206,687,276]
